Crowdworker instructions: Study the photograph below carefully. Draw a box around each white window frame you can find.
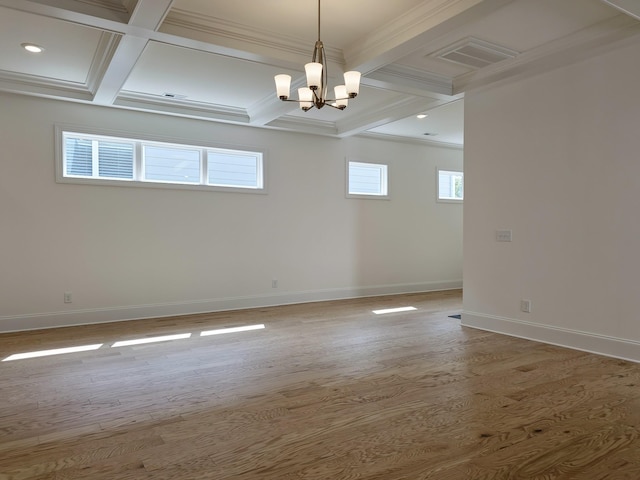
[437,168,463,203]
[55,125,267,194]
[346,159,389,199]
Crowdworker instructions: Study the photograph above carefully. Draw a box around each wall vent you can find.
[435,37,518,69]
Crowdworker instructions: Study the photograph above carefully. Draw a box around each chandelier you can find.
[274,0,361,111]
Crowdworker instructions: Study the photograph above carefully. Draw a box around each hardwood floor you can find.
[1,290,639,479]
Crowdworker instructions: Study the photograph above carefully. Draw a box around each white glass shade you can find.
[334,85,348,108]
[344,71,361,97]
[298,87,313,110]
[274,74,291,99]
[305,62,323,89]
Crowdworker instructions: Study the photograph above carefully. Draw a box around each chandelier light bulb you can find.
[344,71,361,97]
[298,87,313,111]
[334,85,348,109]
[275,74,292,100]
[305,62,323,90]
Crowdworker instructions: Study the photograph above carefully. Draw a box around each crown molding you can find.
[358,131,464,149]
[367,64,453,97]
[162,9,346,68]
[266,115,338,137]
[0,70,93,101]
[76,0,128,13]
[456,14,640,93]
[86,31,121,94]
[18,0,130,22]
[602,0,640,21]
[115,92,250,124]
[120,0,136,15]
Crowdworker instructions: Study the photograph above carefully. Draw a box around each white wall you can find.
[0,93,462,332]
[463,38,640,362]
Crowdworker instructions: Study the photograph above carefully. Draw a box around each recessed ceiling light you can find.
[21,43,45,53]
[417,114,428,119]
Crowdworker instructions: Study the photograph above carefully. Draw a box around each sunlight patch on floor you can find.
[372,306,417,315]
[2,344,104,361]
[3,324,267,361]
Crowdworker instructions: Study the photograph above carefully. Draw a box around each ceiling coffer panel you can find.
[434,37,519,69]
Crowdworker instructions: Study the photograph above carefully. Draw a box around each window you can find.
[437,169,463,202]
[143,145,200,184]
[208,150,263,189]
[64,135,134,180]
[347,160,388,198]
[57,128,265,192]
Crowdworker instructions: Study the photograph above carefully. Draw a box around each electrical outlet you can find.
[272,279,278,288]
[496,229,512,242]
[520,299,531,313]
[64,292,73,303]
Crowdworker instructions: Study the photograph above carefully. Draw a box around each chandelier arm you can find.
[312,88,321,103]
[279,96,347,103]
[278,99,343,111]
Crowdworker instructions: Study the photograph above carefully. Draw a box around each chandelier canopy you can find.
[274,0,361,111]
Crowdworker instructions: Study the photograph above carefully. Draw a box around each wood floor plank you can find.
[1,290,639,479]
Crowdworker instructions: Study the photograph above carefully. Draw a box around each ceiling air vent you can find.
[423,133,437,136]
[435,37,518,69]
[162,92,187,100]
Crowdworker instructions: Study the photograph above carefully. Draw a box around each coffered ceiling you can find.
[1,0,638,148]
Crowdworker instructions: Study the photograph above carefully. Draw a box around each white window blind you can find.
[98,141,134,179]
[64,137,92,177]
[64,134,134,180]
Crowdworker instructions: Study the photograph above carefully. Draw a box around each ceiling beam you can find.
[92,35,147,105]
[115,93,250,124]
[128,0,173,31]
[91,0,175,105]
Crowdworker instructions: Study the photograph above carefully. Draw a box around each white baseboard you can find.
[0,280,462,333]
[462,311,640,364]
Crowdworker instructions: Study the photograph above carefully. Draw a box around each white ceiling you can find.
[0,0,638,148]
